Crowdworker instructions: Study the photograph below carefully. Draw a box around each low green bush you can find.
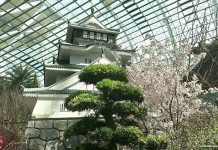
[112,126,147,146]
[79,64,128,84]
[89,127,113,142]
[96,79,144,102]
[67,93,100,111]
[145,135,168,150]
[113,101,147,118]
[64,91,89,110]
[64,117,106,137]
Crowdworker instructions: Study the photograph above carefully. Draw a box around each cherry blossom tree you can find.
[127,36,217,149]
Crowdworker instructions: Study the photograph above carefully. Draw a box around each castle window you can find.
[60,103,68,112]
[85,58,88,63]
[103,34,107,41]
[90,32,95,39]
[83,31,88,38]
[85,58,92,63]
[96,33,101,40]
[108,38,113,43]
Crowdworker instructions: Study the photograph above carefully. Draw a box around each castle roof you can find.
[45,64,84,71]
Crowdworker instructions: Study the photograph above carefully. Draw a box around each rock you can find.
[59,131,65,141]
[27,121,35,128]
[16,143,27,150]
[29,138,46,150]
[25,128,40,138]
[40,129,59,141]
[67,119,78,128]
[64,137,79,149]
[35,120,53,128]
[54,120,67,130]
[45,139,64,150]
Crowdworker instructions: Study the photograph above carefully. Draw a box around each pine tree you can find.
[65,64,167,150]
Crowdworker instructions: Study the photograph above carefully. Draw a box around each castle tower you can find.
[24,10,134,119]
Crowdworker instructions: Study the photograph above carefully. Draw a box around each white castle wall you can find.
[70,53,99,64]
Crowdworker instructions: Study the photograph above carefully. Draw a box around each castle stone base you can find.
[25,118,80,150]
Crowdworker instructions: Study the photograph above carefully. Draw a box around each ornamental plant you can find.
[65,64,167,149]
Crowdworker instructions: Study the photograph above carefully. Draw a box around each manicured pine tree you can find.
[65,64,167,150]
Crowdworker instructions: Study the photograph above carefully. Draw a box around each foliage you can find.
[145,135,167,150]
[113,101,147,118]
[96,79,144,102]
[65,117,106,138]
[6,65,39,89]
[115,118,140,127]
[206,37,218,54]
[0,65,38,149]
[190,38,218,89]
[89,127,113,142]
[65,64,164,149]
[167,112,216,150]
[0,86,30,149]
[65,91,88,110]
[112,126,147,146]
[127,36,218,149]
[79,64,128,84]
[67,93,100,112]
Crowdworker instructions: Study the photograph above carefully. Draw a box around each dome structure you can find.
[0,0,217,83]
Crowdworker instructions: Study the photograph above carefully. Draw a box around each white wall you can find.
[56,74,71,82]
[70,53,99,64]
[32,97,93,118]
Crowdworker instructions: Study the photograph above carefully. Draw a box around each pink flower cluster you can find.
[0,136,4,150]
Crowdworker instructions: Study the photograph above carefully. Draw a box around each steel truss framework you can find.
[0,0,217,83]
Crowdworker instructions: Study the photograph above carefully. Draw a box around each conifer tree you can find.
[65,64,167,150]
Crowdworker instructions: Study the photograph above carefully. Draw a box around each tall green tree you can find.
[6,65,39,89]
[0,65,39,149]
[65,64,167,150]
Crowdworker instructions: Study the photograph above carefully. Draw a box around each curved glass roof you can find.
[0,0,218,83]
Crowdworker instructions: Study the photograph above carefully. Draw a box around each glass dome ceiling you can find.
[0,0,217,83]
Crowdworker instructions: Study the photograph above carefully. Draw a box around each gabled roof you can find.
[68,13,119,34]
[24,56,113,97]
[58,40,134,61]
[77,15,107,29]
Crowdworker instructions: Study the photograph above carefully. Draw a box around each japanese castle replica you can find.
[24,10,134,119]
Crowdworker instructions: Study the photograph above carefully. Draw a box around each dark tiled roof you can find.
[45,64,85,70]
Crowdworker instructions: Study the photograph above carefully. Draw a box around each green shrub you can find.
[79,64,128,84]
[65,91,88,110]
[145,135,168,150]
[67,93,101,111]
[113,101,147,117]
[64,117,106,137]
[206,37,218,54]
[64,64,156,149]
[112,126,147,146]
[116,118,140,127]
[89,127,113,142]
[96,79,144,102]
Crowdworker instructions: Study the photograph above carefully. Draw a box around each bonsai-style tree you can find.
[65,64,166,150]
